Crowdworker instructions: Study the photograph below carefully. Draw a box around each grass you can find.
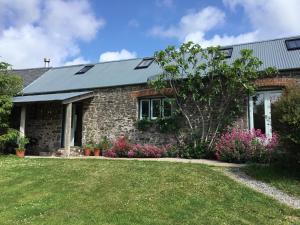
[0,156,299,225]
[242,164,300,198]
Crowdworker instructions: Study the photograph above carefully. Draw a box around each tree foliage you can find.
[272,85,300,164]
[151,42,276,150]
[0,62,23,147]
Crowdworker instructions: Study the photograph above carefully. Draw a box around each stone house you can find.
[12,36,300,155]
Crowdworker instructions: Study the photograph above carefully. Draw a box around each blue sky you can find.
[0,0,299,68]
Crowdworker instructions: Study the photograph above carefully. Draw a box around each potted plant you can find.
[83,142,93,156]
[16,136,29,158]
[100,136,111,155]
[94,142,101,156]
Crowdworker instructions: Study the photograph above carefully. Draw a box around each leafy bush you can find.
[135,119,153,131]
[98,136,111,150]
[215,128,278,163]
[177,142,213,159]
[272,86,300,164]
[157,117,179,133]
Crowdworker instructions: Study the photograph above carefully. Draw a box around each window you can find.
[139,98,175,120]
[135,57,154,69]
[151,99,161,119]
[249,90,282,138]
[285,38,300,50]
[140,99,150,119]
[75,65,94,75]
[220,47,233,58]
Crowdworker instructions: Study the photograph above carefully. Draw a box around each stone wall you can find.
[25,103,63,152]
[82,85,178,146]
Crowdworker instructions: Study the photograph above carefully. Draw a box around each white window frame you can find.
[139,99,150,120]
[249,90,282,138]
[150,99,161,120]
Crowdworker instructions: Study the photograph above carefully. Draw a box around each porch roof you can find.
[13,91,93,104]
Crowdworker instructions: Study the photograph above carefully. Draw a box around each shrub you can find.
[128,144,166,158]
[135,119,153,131]
[98,136,111,150]
[215,128,278,163]
[157,117,179,133]
[103,136,172,158]
[103,136,132,157]
[177,142,213,159]
[272,86,300,165]
[164,144,179,157]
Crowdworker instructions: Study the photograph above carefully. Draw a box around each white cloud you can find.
[150,7,225,41]
[185,31,258,47]
[99,49,137,62]
[223,0,300,39]
[0,0,104,69]
[64,57,90,66]
[0,0,41,32]
[151,0,300,47]
[156,0,174,8]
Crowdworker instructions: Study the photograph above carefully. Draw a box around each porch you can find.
[12,91,94,156]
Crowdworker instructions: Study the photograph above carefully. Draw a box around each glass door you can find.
[249,90,282,137]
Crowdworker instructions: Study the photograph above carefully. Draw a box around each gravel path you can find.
[224,168,300,209]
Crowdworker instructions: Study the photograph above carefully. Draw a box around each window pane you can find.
[270,91,282,129]
[253,93,265,133]
[151,99,161,119]
[140,100,150,119]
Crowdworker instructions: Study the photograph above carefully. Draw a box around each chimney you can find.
[44,58,50,68]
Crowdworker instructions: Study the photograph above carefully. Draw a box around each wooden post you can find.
[20,106,26,137]
[64,103,72,156]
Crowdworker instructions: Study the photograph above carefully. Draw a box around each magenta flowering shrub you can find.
[215,128,279,163]
[103,136,132,157]
[128,144,166,158]
[103,136,171,158]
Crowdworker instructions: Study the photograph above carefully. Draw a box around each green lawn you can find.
[243,164,300,198]
[0,157,299,225]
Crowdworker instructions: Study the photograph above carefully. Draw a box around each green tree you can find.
[151,42,276,150]
[0,62,23,147]
[272,85,300,164]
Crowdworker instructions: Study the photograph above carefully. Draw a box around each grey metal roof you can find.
[23,58,161,94]
[11,68,50,87]
[13,91,92,104]
[22,36,300,95]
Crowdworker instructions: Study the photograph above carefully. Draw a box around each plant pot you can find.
[94,149,101,156]
[16,150,25,158]
[84,149,91,156]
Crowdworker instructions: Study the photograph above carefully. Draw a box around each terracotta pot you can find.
[16,150,25,158]
[94,149,101,156]
[84,149,91,156]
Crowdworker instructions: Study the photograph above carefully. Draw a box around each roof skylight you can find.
[75,65,94,75]
[220,47,233,58]
[135,58,154,69]
[285,38,300,50]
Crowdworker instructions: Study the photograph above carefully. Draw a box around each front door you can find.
[249,90,282,137]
